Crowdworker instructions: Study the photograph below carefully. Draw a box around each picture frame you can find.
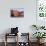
[10,8,24,17]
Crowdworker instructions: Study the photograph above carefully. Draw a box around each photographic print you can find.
[10,8,24,17]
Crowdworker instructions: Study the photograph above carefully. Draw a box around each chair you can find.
[4,27,19,46]
[4,33,18,46]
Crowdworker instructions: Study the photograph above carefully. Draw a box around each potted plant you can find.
[32,25,39,30]
[40,26,45,29]
[33,32,46,43]
[32,24,45,30]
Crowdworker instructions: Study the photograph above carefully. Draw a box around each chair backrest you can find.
[11,27,18,34]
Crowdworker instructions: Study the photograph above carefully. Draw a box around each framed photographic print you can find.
[36,0,46,26]
[10,8,24,17]
[37,0,46,18]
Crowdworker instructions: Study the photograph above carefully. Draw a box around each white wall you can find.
[0,0,36,42]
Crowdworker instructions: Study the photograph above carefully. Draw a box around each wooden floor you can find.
[0,42,46,46]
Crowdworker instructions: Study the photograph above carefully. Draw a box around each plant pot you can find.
[37,39,45,44]
[40,38,45,43]
[37,39,40,43]
[37,39,40,46]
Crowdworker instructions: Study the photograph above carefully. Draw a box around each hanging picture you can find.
[10,8,24,17]
[36,0,46,26]
[37,0,46,18]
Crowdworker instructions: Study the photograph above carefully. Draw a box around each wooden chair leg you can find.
[4,33,7,46]
[15,34,18,46]
[17,34,18,46]
[4,41,7,46]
